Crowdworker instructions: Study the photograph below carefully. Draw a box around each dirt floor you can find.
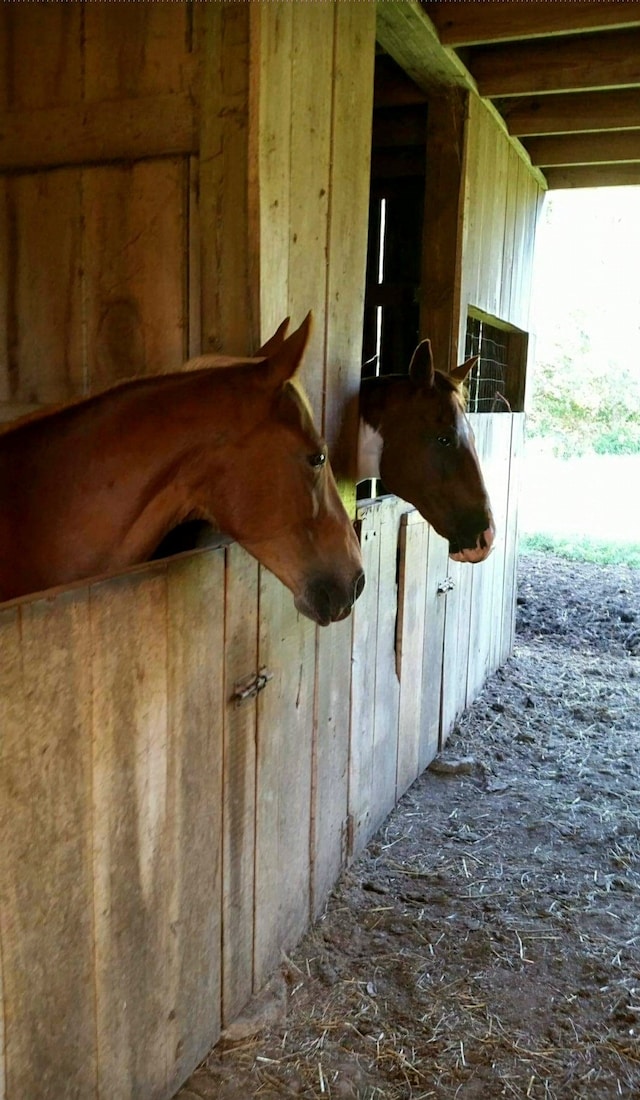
[179,551,640,1100]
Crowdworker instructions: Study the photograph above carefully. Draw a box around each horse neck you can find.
[7,368,267,572]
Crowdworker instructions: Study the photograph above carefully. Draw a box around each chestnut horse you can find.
[0,315,364,625]
[358,341,495,564]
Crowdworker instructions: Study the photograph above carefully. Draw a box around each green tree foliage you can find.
[529,190,640,458]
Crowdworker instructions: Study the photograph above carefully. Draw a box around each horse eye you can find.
[437,435,453,447]
[308,451,326,469]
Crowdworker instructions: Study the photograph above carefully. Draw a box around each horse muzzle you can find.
[448,524,495,564]
[296,569,366,626]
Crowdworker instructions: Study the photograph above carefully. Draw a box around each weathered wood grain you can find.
[82,159,188,388]
[253,568,316,989]
[165,550,225,1091]
[197,3,257,356]
[0,592,97,1100]
[2,170,84,404]
[312,613,354,918]
[90,568,172,1100]
[0,93,198,173]
[221,544,259,1024]
[420,526,449,769]
[371,498,408,831]
[349,503,382,856]
[396,512,429,798]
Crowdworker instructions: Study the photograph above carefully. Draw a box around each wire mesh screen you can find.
[464,316,510,413]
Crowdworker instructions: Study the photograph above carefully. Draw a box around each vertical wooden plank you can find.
[91,569,172,1100]
[83,2,192,100]
[312,613,354,918]
[286,2,334,422]
[254,1,293,339]
[83,159,188,389]
[486,414,514,676]
[348,503,381,856]
[487,123,510,318]
[420,527,449,770]
[396,512,429,798]
[509,158,531,329]
[0,176,9,404]
[518,175,545,329]
[500,145,520,321]
[3,171,84,403]
[465,417,496,705]
[0,593,98,1100]
[253,570,316,989]
[222,544,259,1024]
[197,2,257,355]
[311,1,375,913]
[421,88,467,368]
[441,554,474,743]
[501,414,525,662]
[165,550,225,1092]
[478,116,501,318]
[1,3,83,110]
[371,498,406,831]
[324,1,375,457]
[187,155,202,358]
[0,606,23,1100]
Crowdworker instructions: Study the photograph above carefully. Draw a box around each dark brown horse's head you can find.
[360,341,495,563]
[210,315,365,625]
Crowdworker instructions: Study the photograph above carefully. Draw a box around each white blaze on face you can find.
[357,419,384,480]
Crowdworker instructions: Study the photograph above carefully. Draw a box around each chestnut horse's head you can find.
[210,315,364,625]
[360,341,495,563]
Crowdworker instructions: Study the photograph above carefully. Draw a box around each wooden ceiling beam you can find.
[423,1,640,47]
[544,163,640,188]
[469,29,640,97]
[375,0,547,188]
[498,89,640,136]
[524,130,640,167]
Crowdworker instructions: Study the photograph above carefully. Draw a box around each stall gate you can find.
[0,411,522,1100]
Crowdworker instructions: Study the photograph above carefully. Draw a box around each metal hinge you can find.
[437,576,455,594]
[231,667,273,706]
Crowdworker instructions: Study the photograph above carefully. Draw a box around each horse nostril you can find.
[353,570,366,601]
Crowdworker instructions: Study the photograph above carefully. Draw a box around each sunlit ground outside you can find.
[519,186,640,566]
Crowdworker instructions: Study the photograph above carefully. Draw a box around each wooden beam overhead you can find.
[375,0,469,93]
[423,1,640,47]
[524,130,640,167]
[498,89,640,137]
[544,163,640,189]
[375,0,547,189]
[469,28,640,98]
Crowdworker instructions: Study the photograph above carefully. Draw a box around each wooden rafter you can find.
[523,130,640,168]
[375,0,547,187]
[468,28,640,98]
[498,90,640,137]
[544,163,640,189]
[423,1,640,47]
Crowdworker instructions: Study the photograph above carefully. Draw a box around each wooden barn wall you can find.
[459,94,544,337]
[0,418,520,1100]
[0,8,537,1100]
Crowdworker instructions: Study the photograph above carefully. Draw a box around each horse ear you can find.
[450,354,479,383]
[266,311,313,385]
[256,317,290,358]
[409,339,435,388]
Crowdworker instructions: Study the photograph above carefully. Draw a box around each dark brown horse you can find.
[358,341,495,564]
[0,315,364,624]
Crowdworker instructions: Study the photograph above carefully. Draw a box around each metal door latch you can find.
[231,667,273,705]
[437,576,455,594]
